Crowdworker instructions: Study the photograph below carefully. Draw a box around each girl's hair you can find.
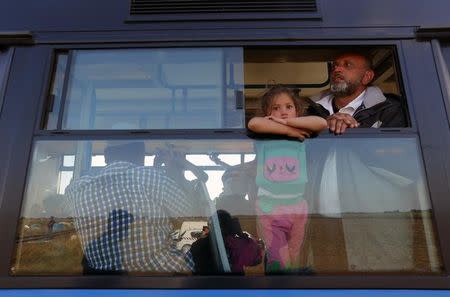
[260,85,307,116]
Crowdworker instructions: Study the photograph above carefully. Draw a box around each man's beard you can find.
[330,79,360,98]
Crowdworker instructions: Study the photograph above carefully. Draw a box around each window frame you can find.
[36,42,415,135]
[0,48,14,116]
[2,39,450,289]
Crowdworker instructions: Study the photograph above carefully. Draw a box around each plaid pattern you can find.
[66,161,194,273]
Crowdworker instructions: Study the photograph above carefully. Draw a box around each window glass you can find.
[12,137,442,275]
[59,48,244,130]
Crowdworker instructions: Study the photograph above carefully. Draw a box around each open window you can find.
[43,46,409,131]
[243,46,408,125]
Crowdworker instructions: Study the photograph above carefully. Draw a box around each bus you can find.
[1,0,450,296]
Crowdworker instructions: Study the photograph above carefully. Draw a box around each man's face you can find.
[330,54,373,98]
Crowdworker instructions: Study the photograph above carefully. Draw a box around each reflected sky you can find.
[20,137,431,218]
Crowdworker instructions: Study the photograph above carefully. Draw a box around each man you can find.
[311,52,407,134]
[66,142,194,274]
[307,52,409,215]
[201,225,209,237]
[305,53,414,272]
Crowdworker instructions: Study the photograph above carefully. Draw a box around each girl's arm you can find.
[269,115,327,133]
[247,117,310,140]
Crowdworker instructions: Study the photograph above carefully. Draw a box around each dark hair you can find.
[209,209,235,237]
[260,85,306,116]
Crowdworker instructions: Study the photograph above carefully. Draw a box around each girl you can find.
[248,85,326,273]
[247,86,327,140]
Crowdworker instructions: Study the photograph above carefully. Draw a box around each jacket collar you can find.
[314,86,387,110]
[361,86,387,108]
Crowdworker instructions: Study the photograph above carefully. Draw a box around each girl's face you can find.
[268,93,297,119]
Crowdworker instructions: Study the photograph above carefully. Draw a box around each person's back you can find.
[189,234,219,275]
[66,142,194,273]
[189,211,262,275]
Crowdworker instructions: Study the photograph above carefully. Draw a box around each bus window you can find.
[11,137,442,275]
[11,139,256,275]
[44,47,409,132]
[244,47,409,127]
[12,46,440,278]
[44,48,244,130]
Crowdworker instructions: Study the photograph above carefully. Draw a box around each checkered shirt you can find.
[65,161,194,273]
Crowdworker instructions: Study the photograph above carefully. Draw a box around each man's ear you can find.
[362,69,375,86]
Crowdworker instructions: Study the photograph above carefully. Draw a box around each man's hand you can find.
[327,112,359,135]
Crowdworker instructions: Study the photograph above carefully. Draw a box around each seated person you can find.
[66,142,194,274]
[308,51,407,134]
[189,210,262,275]
[215,164,256,216]
[303,53,411,272]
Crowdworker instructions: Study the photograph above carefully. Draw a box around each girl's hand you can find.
[265,116,287,125]
[287,128,310,141]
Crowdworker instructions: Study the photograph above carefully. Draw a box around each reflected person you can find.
[66,142,194,274]
[190,209,262,275]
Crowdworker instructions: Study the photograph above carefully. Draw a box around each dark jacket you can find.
[306,86,408,128]
[303,87,411,214]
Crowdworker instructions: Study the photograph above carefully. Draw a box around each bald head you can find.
[330,53,375,99]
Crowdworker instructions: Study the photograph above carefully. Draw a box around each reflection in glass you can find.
[57,171,73,195]
[11,137,442,275]
[307,138,442,273]
[62,155,75,167]
[60,48,244,130]
[91,155,106,167]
